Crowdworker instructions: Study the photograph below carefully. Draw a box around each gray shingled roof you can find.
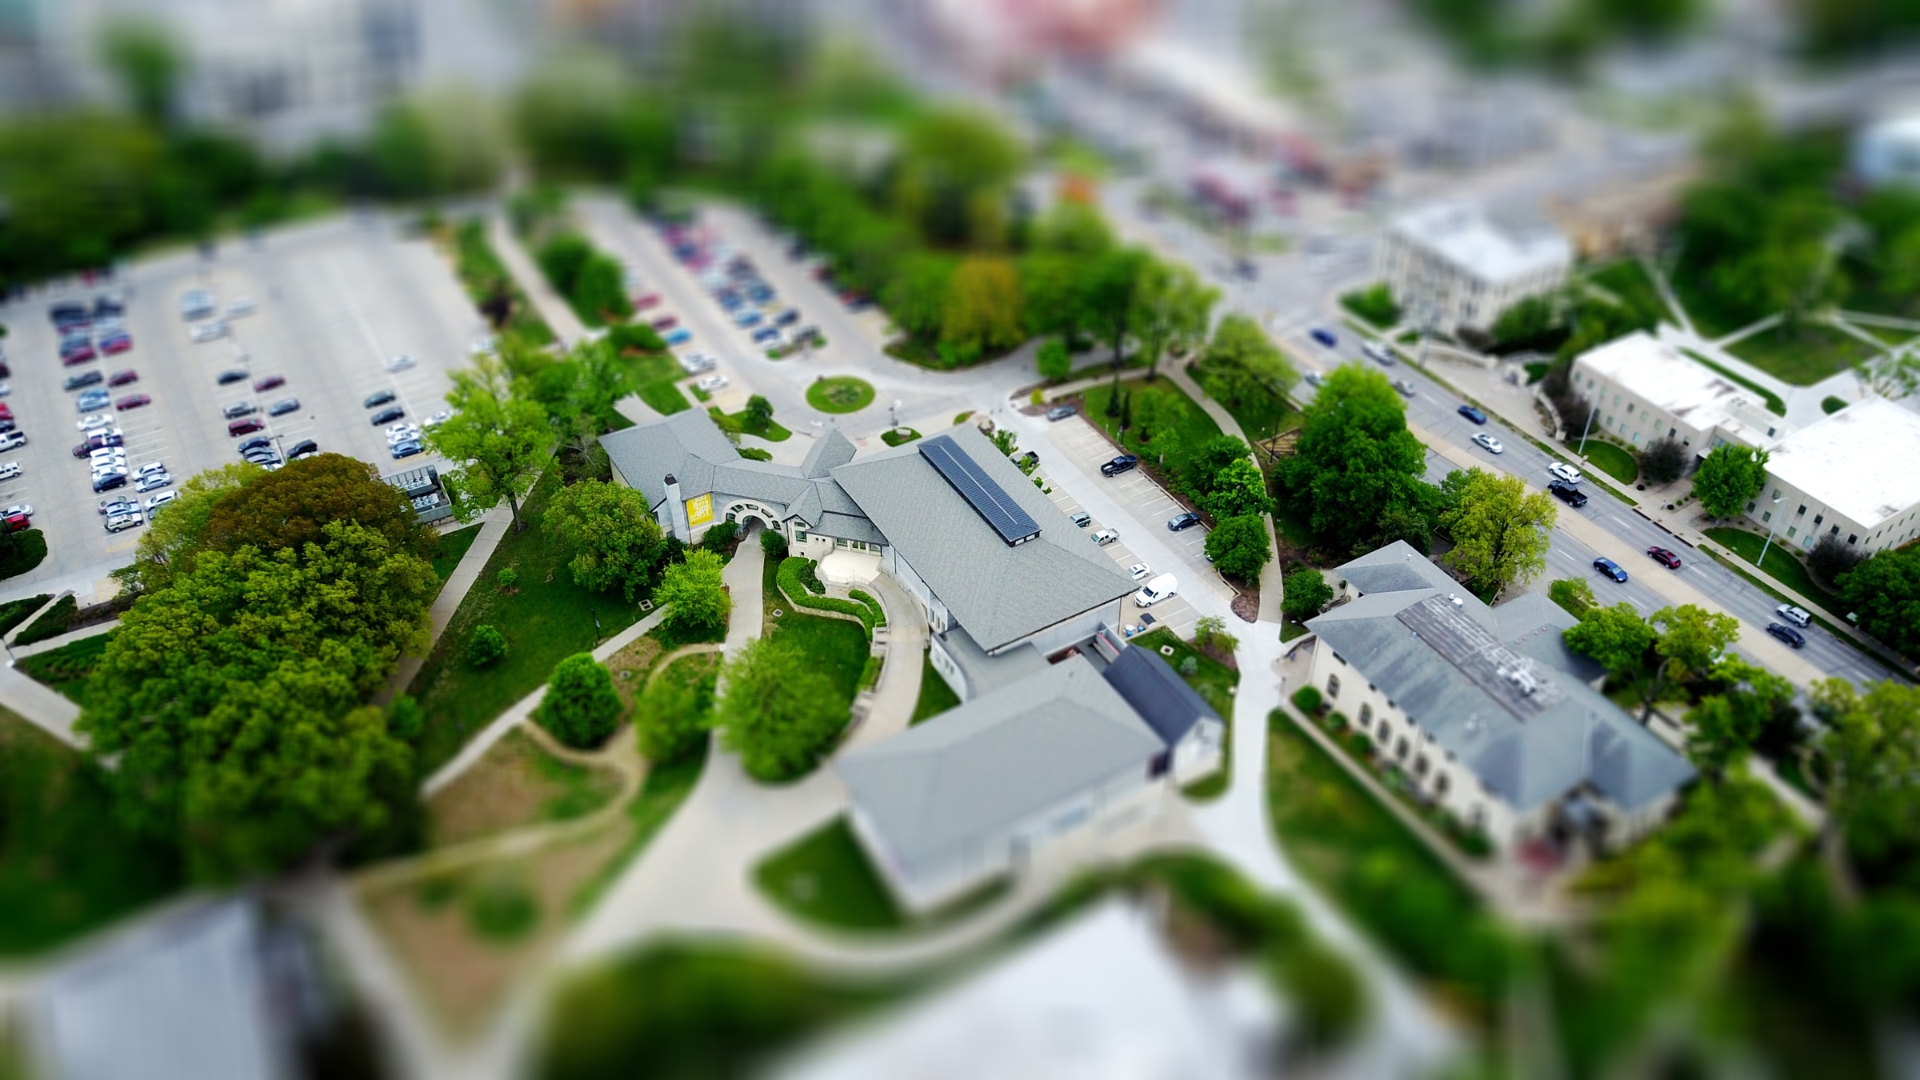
[1102,646,1221,747]
[600,410,740,507]
[837,656,1166,869]
[1307,552,1694,813]
[802,428,858,477]
[832,425,1135,652]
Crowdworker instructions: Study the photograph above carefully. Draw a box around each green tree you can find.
[1275,364,1435,556]
[468,625,507,667]
[1132,260,1219,380]
[1179,435,1254,501]
[1488,294,1561,351]
[1020,253,1091,348]
[1205,515,1272,581]
[1690,444,1769,519]
[1200,458,1275,521]
[941,256,1024,352]
[116,461,263,592]
[99,14,185,129]
[541,654,624,749]
[542,480,668,600]
[427,349,552,532]
[1836,547,1920,657]
[1196,314,1298,410]
[656,549,730,637]
[1564,602,1656,677]
[1036,338,1072,382]
[1436,468,1557,599]
[1685,657,1796,777]
[715,637,846,782]
[743,395,774,430]
[1644,604,1742,721]
[1086,247,1152,367]
[78,523,436,881]
[634,662,714,763]
[200,453,435,563]
[1639,436,1689,485]
[1548,577,1596,617]
[1282,566,1333,621]
[1815,678,1920,881]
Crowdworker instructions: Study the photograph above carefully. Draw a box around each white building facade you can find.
[1568,331,1783,454]
[1376,202,1573,336]
[1742,398,1920,555]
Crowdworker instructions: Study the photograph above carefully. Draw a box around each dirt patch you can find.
[1230,591,1260,624]
[605,633,665,711]
[426,729,622,848]
[360,824,629,1038]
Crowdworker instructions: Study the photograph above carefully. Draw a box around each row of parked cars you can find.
[48,297,175,530]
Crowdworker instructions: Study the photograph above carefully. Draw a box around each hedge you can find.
[15,595,78,646]
[1291,685,1323,714]
[777,558,874,636]
[847,589,886,628]
[0,593,51,637]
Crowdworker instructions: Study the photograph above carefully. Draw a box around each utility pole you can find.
[1757,495,1786,569]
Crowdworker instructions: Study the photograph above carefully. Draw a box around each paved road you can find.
[0,215,485,605]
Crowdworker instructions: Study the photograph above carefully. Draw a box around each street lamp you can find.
[1576,398,1598,457]
[1757,495,1786,569]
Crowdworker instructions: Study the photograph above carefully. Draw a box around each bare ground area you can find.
[427,727,624,848]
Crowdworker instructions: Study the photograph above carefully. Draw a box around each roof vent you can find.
[1447,592,1464,607]
[1499,663,1540,696]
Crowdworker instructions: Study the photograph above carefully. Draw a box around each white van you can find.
[1133,573,1178,608]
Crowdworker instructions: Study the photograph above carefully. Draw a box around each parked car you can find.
[1647,546,1683,569]
[51,300,91,328]
[254,374,285,392]
[3,503,32,520]
[287,439,319,461]
[115,394,150,411]
[1310,327,1337,348]
[1548,480,1588,507]
[678,352,717,374]
[363,389,396,408]
[75,389,111,412]
[180,290,216,320]
[76,413,111,431]
[147,491,179,512]
[0,462,18,482]
[99,331,133,355]
[189,320,228,343]
[1302,371,1323,389]
[775,308,801,327]
[134,472,172,493]
[216,368,250,385]
[1457,404,1488,424]
[267,397,300,416]
[423,410,452,430]
[1471,432,1504,454]
[1363,341,1395,365]
[734,310,763,328]
[1,513,26,533]
[389,440,425,460]
[1775,604,1812,628]
[99,498,138,516]
[1167,512,1202,532]
[0,433,26,451]
[1100,454,1139,477]
[1767,622,1807,649]
[228,417,265,436]
[94,473,129,494]
[1046,405,1077,421]
[385,355,415,372]
[1070,511,1092,528]
[1593,556,1628,583]
[386,422,421,443]
[1391,379,1416,398]
[650,315,679,331]
[222,401,257,420]
[370,406,405,426]
[1090,528,1119,546]
[224,297,255,318]
[1127,563,1152,581]
[1548,462,1583,485]
[662,329,692,346]
[1133,573,1178,608]
[63,370,103,391]
[60,339,96,364]
[633,293,661,310]
[135,461,166,477]
[695,374,727,393]
[105,509,141,531]
[107,368,138,387]
[236,436,274,456]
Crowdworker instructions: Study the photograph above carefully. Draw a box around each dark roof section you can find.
[801,428,858,478]
[1101,646,1222,747]
[919,434,1041,546]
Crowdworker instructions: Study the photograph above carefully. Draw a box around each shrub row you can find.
[15,594,78,646]
[777,558,874,636]
[847,589,886,628]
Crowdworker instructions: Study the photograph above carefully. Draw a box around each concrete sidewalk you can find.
[488,212,589,347]
[378,508,514,706]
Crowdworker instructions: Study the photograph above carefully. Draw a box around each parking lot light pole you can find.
[1576,399,1598,457]
[1758,495,1786,569]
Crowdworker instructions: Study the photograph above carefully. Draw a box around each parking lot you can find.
[0,215,484,599]
[1010,413,1243,641]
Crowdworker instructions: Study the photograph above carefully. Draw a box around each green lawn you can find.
[431,524,484,582]
[17,632,113,709]
[707,405,792,442]
[1669,270,1752,340]
[408,471,647,774]
[1680,349,1785,416]
[450,219,554,346]
[1575,439,1639,485]
[1822,395,1849,414]
[1703,527,1847,617]
[806,376,876,414]
[1724,323,1878,387]
[637,379,691,415]
[0,707,180,956]
[764,558,870,709]
[910,653,961,725]
[881,427,922,447]
[753,816,903,930]
[1080,377,1223,464]
[1266,713,1510,1021]
[1201,369,1303,443]
[1587,259,1673,327]
[1135,628,1238,801]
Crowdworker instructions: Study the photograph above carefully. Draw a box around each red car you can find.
[115,393,151,411]
[2,514,26,533]
[228,417,264,436]
[107,368,138,386]
[100,332,133,355]
[650,314,679,331]
[254,374,285,392]
[1646,546,1682,570]
[633,293,661,310]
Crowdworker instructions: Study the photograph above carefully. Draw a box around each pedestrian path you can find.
[0,663,82,747]
[488,212,589,347]
[11,618,118,659]
[1162,362,1288,623]
[379,508,514,706]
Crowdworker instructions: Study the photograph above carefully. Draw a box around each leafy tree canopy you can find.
[656,548,730,636]
[1690,444,1768,519]
[543,480,669,601]
[1276,364,1434,556]
[1436,468,1556,598]
[716,637,846,782]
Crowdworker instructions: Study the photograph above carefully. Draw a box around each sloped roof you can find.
[832,425,1135,652]
[1308,550,1694,813]
[837,656,1166,870]
[1101,646,1222,747]
[802,428,858,477]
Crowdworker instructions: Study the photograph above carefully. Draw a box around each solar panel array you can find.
[1396,595,1565,720]
[919,434,1041,546]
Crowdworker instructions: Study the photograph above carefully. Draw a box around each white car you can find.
[0,462,18,482]
[678,352,717,374]
[695,374,728,393]
[147,491,179,512]
[225,297,256,317]
[386,354,416,372]
[105,511,142,533]
[76,413,112,431]
[1547,462,1583,485]
[134,472,172,493]
[1133,573,1178,608]
[386,421,421,441]
[98,498,138,516]
[1363,341,1396,365]
[1090,528,1119,546]
[423,409,453,429]
[2,503,31,519]
[1472,432,1505,454]
[0,382,10,397]
[189,320,229,342]
[0,432,26,451]
[135,461,166,477]
[1126,562,1152,581]
[1775,603,1812,628]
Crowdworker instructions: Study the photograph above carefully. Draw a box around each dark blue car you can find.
[1593,557,1628,583]
[1457,404,1488,424]
[1311,327,1337,348]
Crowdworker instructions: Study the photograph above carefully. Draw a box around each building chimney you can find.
[664,474,690,541]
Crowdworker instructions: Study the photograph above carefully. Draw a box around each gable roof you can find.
[1308,550,1694,813]
[832,425,1135,651]
[600,409,740,507]
[837,656,1166,870]
[1101,646,1221,747]
[802,428,858,477]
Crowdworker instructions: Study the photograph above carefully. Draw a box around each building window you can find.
[794,531,808,542]
[1359,704,1373,726]
[1395,737,1409,761]
[1849,534,1858,545]
[1414,755,1430,778]
[1772,489,1781,500]
[1747,501,1756,513]
[1762,511,1772,523]
[1814,514,1824,526]
[1669,427,1677,438]
[1436,774,1451,798]
[1797,504,1806,516]
[1326,674,1340,699]
[1787,526,1797,539]
[1378,717,1391,737]
[1831,525,1840,537]
[1626,402,1634,414]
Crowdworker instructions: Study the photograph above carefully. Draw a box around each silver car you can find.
[189,320,229,343]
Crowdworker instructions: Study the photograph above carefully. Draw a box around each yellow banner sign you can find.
[685,493,714,527]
